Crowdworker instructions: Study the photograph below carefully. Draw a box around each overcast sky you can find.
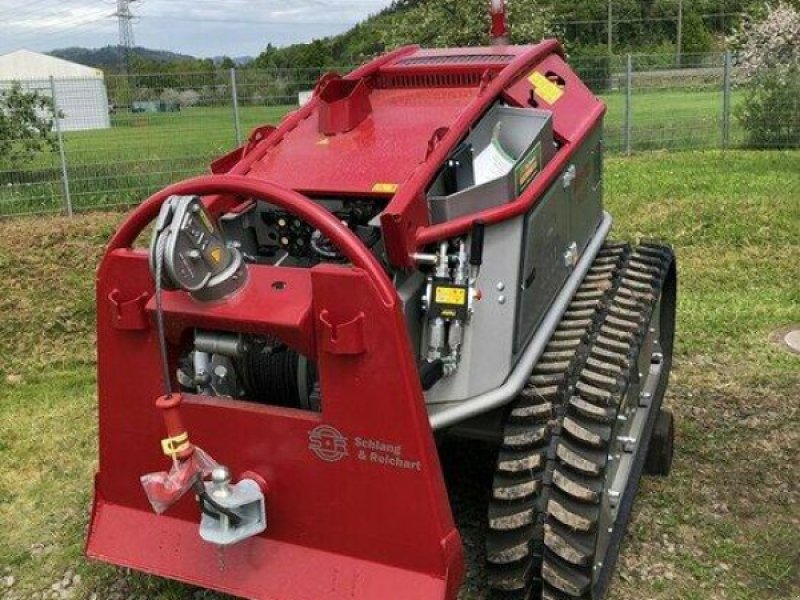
[0,0,392,57]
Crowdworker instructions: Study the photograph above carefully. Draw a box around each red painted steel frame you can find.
[88,176,464,600]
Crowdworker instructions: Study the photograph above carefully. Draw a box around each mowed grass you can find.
[0,150,798,600]
[0,105,294,217]
[602,88,747,152]
[1,86,750,217]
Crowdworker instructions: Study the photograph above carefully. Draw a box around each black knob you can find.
[470,220,486,267]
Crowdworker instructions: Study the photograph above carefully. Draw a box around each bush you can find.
[736,69,800,148]
[0,84,58,170]
[730,2,800,148]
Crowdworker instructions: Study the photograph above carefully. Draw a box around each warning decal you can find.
[209,246,224,265]
[514,142,542,195]
[435,286,467,306]
[372,183,399,194]
[528,71,565,105]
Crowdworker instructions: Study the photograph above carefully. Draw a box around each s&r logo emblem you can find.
[308,425,348,462]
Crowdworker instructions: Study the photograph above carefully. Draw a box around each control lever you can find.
[469,220,485,268]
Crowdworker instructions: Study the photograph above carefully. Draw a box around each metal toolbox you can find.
[428,104,555,224]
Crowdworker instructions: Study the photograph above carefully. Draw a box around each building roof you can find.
[0,49,103,80]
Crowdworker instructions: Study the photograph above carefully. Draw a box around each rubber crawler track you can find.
[486,241,675,600]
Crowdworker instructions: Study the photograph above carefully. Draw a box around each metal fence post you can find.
[230,67,243,147]
[722,51,732,150]
[49,76,72,217]
[624,54,633,156]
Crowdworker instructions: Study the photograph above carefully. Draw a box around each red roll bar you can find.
[106,174,397,306]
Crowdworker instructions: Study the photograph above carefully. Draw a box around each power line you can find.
[0,0,75,21]
[0,18,115,55]
[137,14,356,27]
[2,6,101,29]
[553,11,744,26]
[0,0,106,27]
[1,9,113,50]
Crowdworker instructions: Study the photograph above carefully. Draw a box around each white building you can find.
[0,49,111,132]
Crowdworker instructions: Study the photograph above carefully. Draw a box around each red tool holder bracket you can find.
[88,175,464,600]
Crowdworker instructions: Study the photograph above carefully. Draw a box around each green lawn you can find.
[0,86,753,217]
[0,150,798,600]
[602,88,746,152]
[0,105,295,217]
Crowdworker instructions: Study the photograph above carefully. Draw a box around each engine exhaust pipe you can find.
[490,0,510,45]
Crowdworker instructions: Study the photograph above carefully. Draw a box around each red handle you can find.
[105,174,397,305]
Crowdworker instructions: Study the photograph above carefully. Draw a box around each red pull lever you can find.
[155,393,195,460]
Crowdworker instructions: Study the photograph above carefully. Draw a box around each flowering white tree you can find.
[178,90,201,108]
[730,2,800,147]
[730,2,800,80]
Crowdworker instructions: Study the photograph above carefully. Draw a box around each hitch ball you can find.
[198,466,267,546]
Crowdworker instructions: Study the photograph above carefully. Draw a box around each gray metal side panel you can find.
[569,126,604,254]
[515,125,605,353]
[516,178,571,352]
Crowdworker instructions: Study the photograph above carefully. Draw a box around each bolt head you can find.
[498,295,506,305]
[496,282,505,291]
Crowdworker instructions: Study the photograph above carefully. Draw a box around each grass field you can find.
[0,87,748,217]
[0,149,798,600]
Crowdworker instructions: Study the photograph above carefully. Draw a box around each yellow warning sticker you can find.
[435,286,467,306]
[199,209,214,233]
[528,71,565,105]
[209,246,224,265]
[372,183,399,194]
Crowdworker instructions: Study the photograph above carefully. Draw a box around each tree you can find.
[730,2,800,148]
[0,84,59,170]
[178,89,201,108]
[380,0,555,49]
[680,10,714,66]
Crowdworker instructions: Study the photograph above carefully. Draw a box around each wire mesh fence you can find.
[0,52,794,218]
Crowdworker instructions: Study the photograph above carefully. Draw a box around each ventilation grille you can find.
[375,72,485,89]
[397,54,514,66]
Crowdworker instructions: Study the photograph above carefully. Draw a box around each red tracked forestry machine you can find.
[87,2,677,599]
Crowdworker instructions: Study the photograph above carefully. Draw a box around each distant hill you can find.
[49,46,197,70]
